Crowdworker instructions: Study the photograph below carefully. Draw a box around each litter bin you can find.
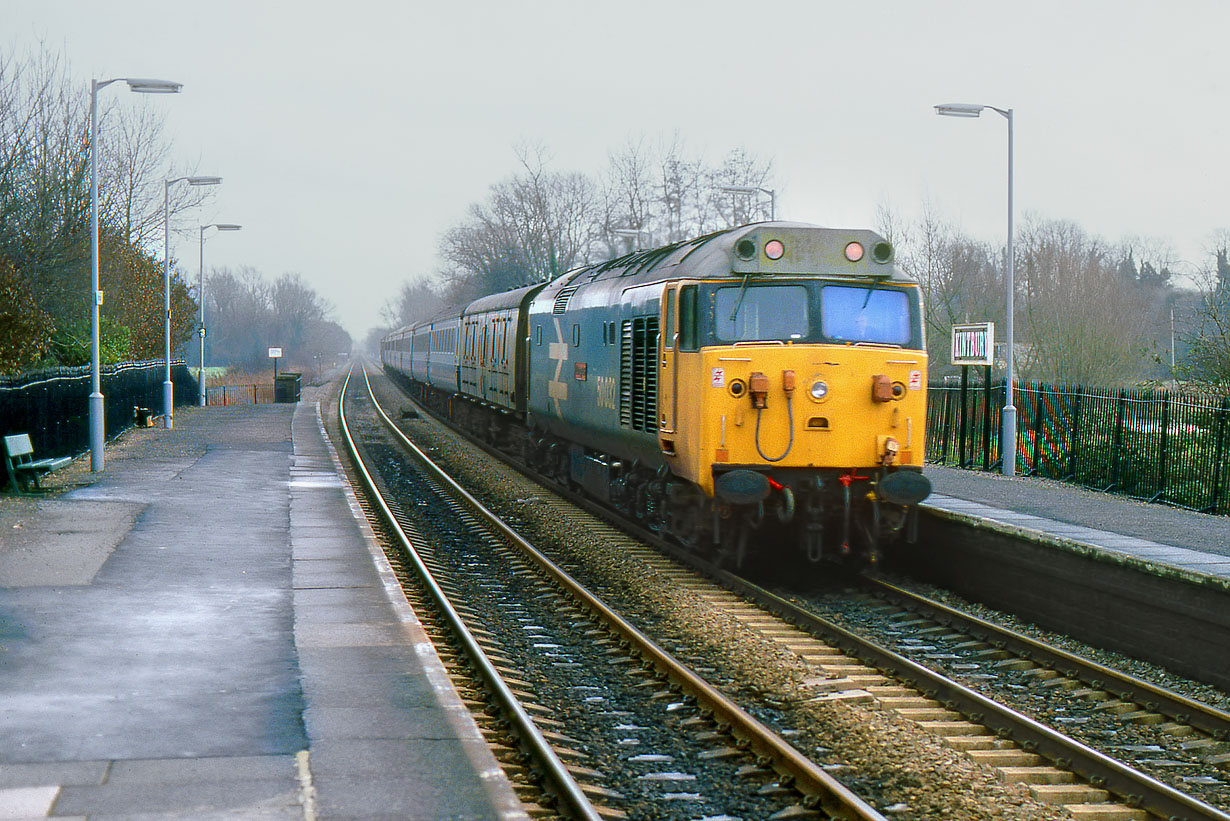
[274,372,301,403]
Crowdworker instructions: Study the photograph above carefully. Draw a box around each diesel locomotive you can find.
[382,222,931,567]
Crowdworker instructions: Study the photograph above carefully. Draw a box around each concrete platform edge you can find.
[919,502,1230,593]
[306,399,528,819]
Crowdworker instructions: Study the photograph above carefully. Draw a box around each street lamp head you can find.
[934,103,985,118]
[125,78,183,94]
[718,185,760,194]
[215,224,242,231]
[187,176,222,186]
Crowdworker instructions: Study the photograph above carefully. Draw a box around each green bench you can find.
[3,434,71,494]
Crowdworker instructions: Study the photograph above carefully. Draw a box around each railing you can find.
[0,361,198,462]
[927,381,1230,514]
[204,384,276,405]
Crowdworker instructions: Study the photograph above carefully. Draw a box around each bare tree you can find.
[598,136,656,255]
[0,42,205,369]
[599,135,775,254]
[656,133,713,242]
[707,146,774,228]
[201,266,348,371]
[1,47,91,325]
[1017,216,1157,385]
[382,278,447,328]
[881,202,1002,374]
[439,142,598,297]
[437,137,775,305]
[1182,238,1230,391]
[98,101,214,252]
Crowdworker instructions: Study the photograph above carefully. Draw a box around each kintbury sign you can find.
[951,322,994,367]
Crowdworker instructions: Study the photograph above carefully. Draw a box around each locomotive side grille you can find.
[620,322,633,427]
[620,316,658,432]
[553,286,579,315]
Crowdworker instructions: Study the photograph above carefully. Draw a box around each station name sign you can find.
[951,322,994,367]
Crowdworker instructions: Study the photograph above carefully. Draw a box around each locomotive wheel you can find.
[716,518,751,571]
[667,497,707,551]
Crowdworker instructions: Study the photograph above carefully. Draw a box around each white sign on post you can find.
[951,323,994,367]
[268,347,282,359]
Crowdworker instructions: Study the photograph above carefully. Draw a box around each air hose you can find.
[754,396,794,462]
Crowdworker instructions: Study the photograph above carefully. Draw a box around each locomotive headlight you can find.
[809,378,829,402]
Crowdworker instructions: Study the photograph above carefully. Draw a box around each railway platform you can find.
[0,384,525,819]
[924,464,1230,582]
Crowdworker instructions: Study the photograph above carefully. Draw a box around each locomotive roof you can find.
[544,221,914,293]
[383,222,913,342]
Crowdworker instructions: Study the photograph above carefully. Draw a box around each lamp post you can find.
[716,185,776,221]
[197,223,242,406]
[934,101,1016,476]
[90,77,182,472]
[163,176,221,428]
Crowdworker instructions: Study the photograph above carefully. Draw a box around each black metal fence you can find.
[927,380,1230,514]
[0,361,198,462]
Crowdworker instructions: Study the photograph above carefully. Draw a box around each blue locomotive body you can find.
[383,222,931,565]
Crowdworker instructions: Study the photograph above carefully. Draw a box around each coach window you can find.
[678,286,698,351]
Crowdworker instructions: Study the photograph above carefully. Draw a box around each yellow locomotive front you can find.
[657,225,930,565]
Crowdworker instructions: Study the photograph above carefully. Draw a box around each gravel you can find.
[365,371,1073,820]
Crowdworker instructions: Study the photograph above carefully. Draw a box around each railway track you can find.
[337,365,886,819]
[337,366,1230,821]
[708,576,1230,821]
[371,366,1230,821]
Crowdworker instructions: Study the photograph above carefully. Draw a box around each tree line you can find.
[0,44,349,375]
[380,135,1230,392]
[203,266,350,373]
[883,203,1230,389]
[375,136,777,343]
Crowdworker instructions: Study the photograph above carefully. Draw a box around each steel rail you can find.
[339,366,601,821]
[866,576,1230,741]
[362,366,888,821]
[709,568,1230,821]
[377,365,1230,820]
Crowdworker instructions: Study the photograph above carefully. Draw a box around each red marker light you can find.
[764,239,785,260]
[844,241,865,262]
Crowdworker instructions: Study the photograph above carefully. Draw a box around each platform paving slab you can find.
[925,465,1230,581]
[0,388,526,819]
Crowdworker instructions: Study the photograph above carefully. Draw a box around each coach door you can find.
[659,286,678,445]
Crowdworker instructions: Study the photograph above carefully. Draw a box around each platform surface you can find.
[0,386,524,819]
[924,464,1230,581]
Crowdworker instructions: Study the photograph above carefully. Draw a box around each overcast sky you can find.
[8,1,1228,339]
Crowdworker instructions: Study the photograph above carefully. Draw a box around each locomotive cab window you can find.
[678,286,698,351]
[714,284,808,343]
[663,288,676,348]
[820,286,911,346]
